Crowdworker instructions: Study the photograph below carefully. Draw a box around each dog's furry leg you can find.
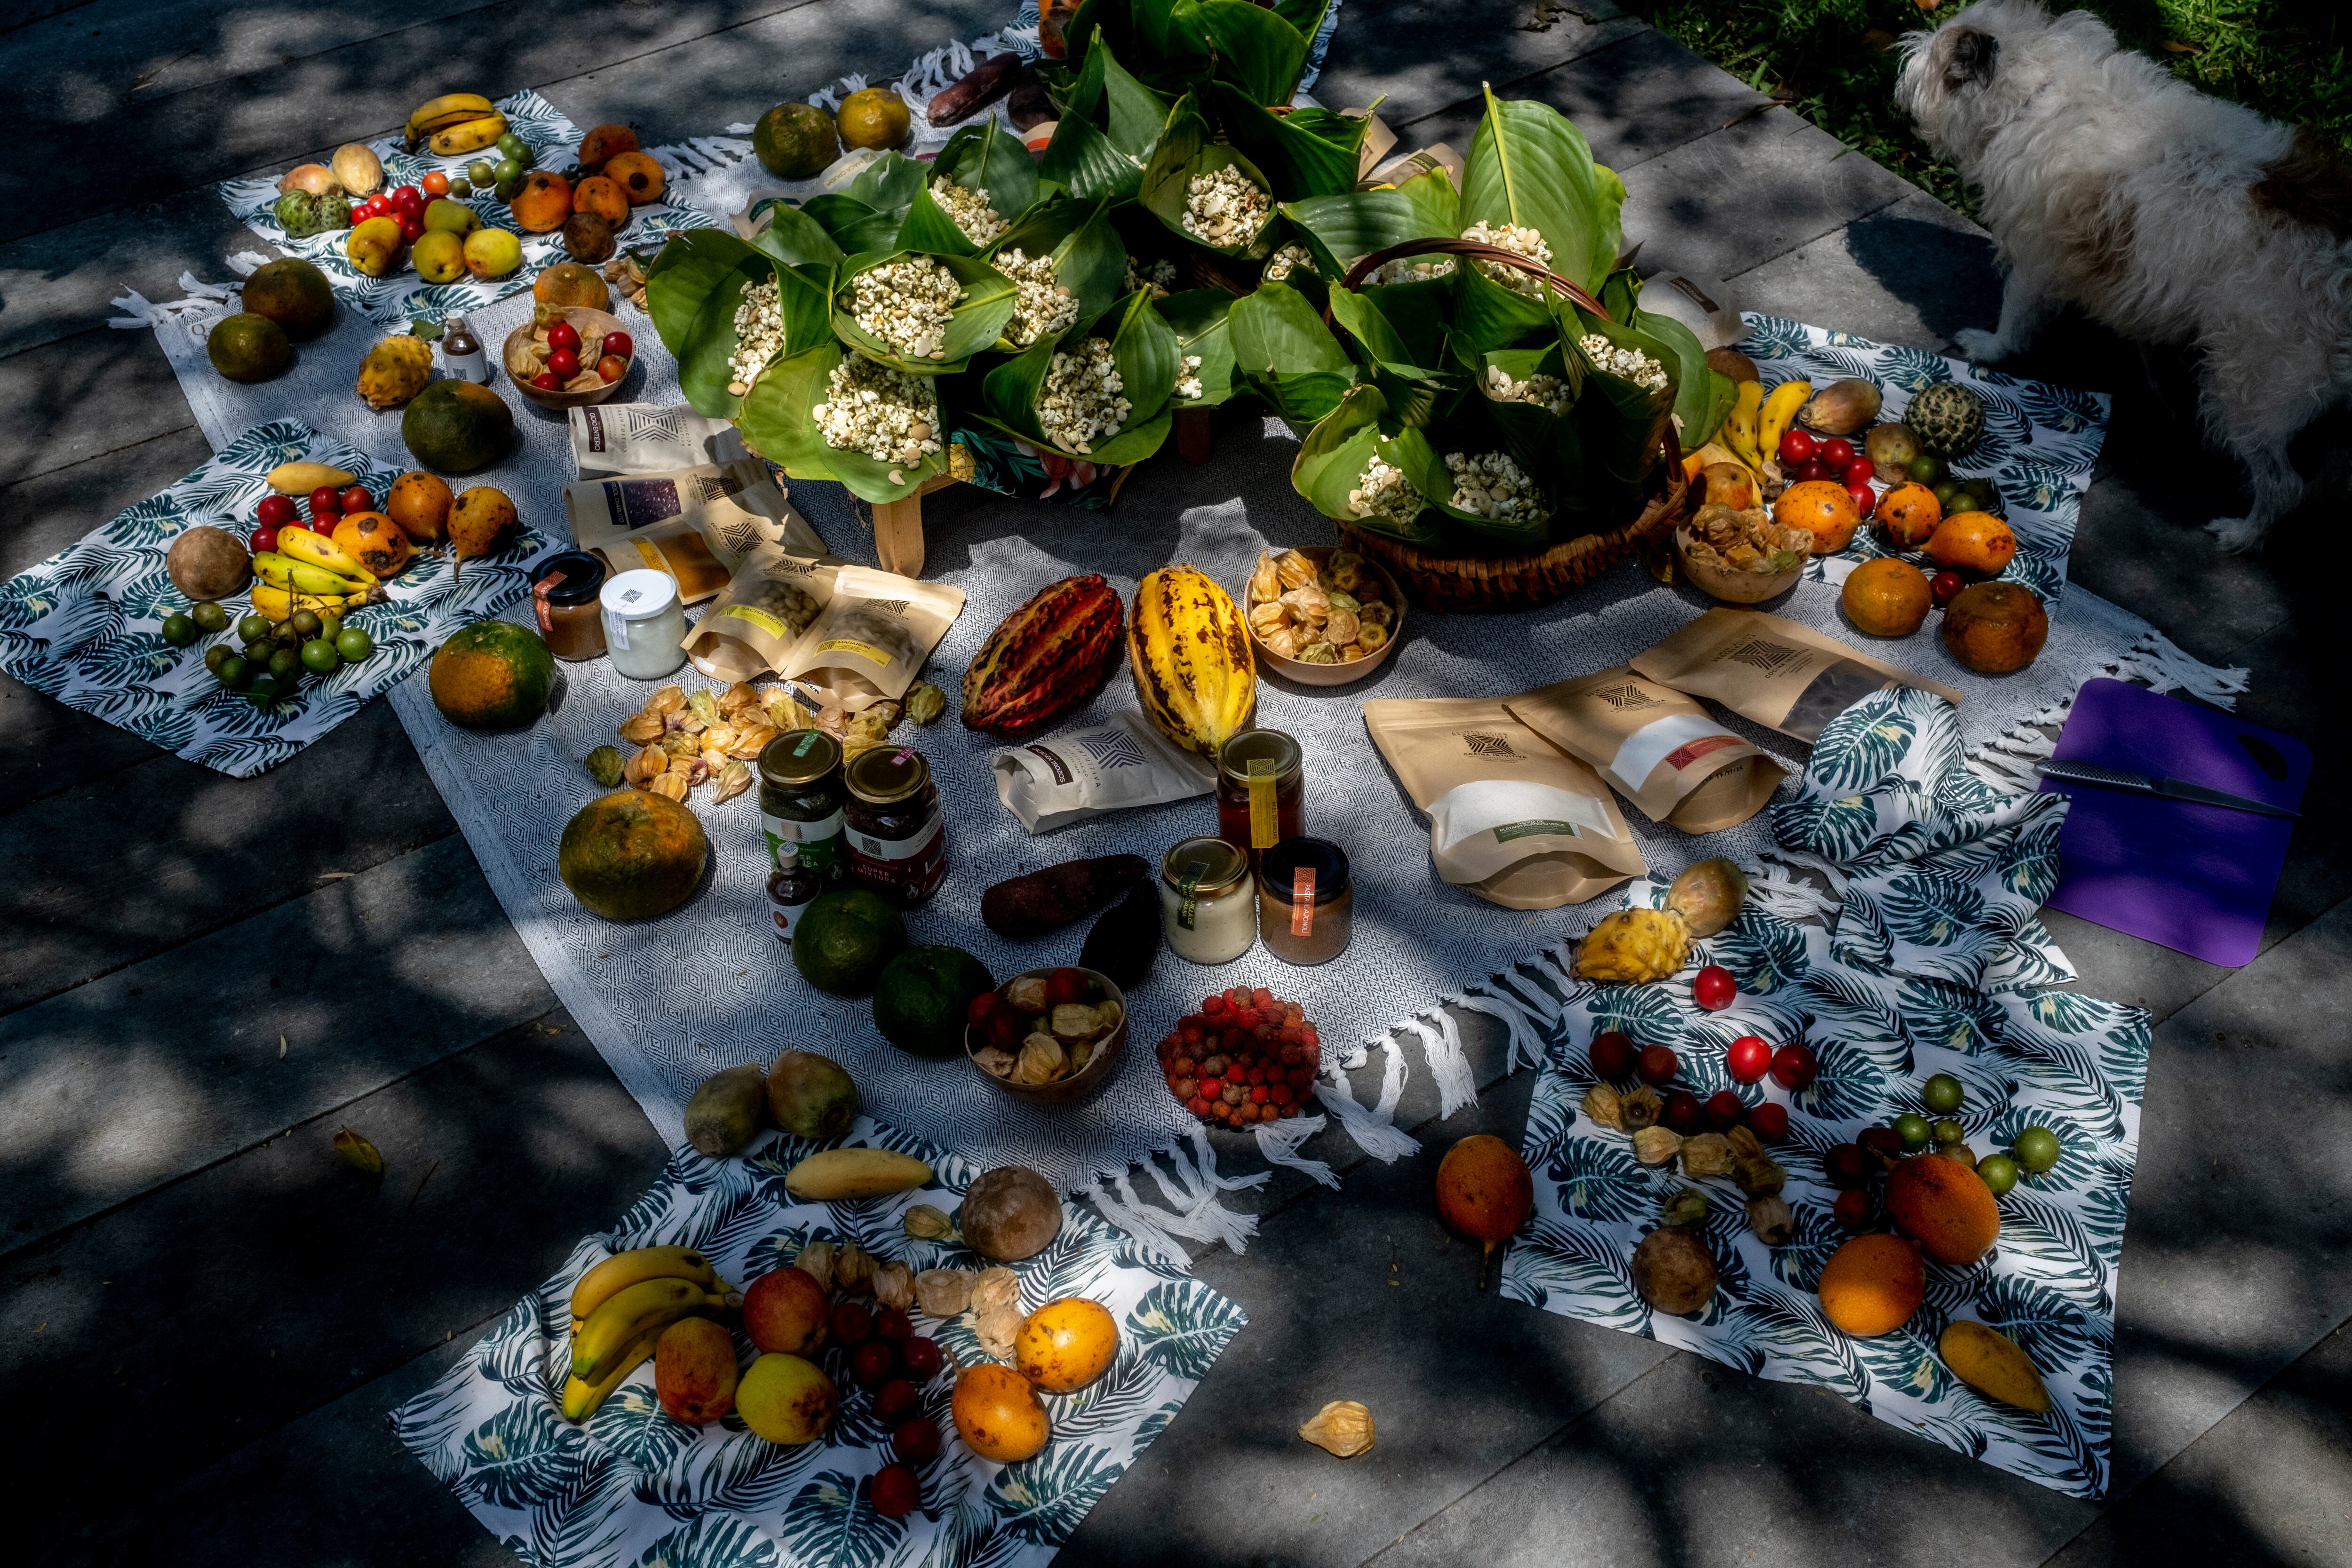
[1955,266,2060,363]
[2199,364,2323,554]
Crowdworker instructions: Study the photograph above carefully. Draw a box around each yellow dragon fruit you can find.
[356,334,433,410]
[1572,859,1750,984]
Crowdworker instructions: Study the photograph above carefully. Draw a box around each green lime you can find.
[2012,1125,2060,1174]
[160,612,199,647]
[1922,1072,1963,1114]
[192,601,230,634]
[1931,1117,1964,1146]
[448,177,473,200]
[238,613,272,644]
[1907,453,1947,485]
[469,159,496,186]
[1976,1153,2019,1195]
[493,157,523,185]
[872,945,995,1058]
[1932,479,1963,508]
[267,646,302,681]
[494,174,524,201]
[335,626,374,661]
[273,620,301,645]
[300,638,342,675]
[1944,1144,1979,1171]
[1893,1112,1931,1151]
[291,609,322,638]
[205,645,233,675]
[495,132,527,159]
[217,653,252,690]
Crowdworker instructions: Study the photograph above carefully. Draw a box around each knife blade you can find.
[2035,760,2299,820]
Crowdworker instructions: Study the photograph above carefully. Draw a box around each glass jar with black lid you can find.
[528,550,608,661]
[844,746,948,906]
[757,729,848,884]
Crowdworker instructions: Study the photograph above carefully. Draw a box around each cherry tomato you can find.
[533,371,563,390]
[967,992,1006,1028]
[1692,964,1736,1011]
[421,170,450,197]
[1817,438,1855,472]
[1778,427,1817,464]
[309,486,343,514]
[391,184,425,214]
[1931,571,1964,608]
[1824,1142,1871,1188]
[1747,1102,1789,1141]
[1770,1042,1818,1091]
[546,347,581,380]
[873,1379,920,1421]
[1725,1035,1772,1084]
[596,353,628,383]
[1662,1090,1704,1135]
[602,329,634,358]
[830,1301,873,1345]
[1858,1125,1904,1160]
[1704,1090,1746,1131]
[338,485,373,513]
[1844,455,1875,487]
[892,1416,942,1464]
[849,1340,896,1389]
[1589,1029,1636,1081]
[1794,459,1829,484]
[257,494,297,527]
[249,525,279,554]
[898,1336,944,1382]
[545,320,581,354]
[1636,1043,1679,1087]
[1847,481,1878,517]
[397,217,425,242]
[1832,1187,1874,1230]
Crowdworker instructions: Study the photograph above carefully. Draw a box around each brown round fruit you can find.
[951,1363,1049,1462]
[741,1265,831,1354]
[960,1165,1063,1261]
[166,524,252,600]
[1772,480,1861,554]
[1841,557,1932,637]
[1941,580,2049,674]
[562,211,617,263]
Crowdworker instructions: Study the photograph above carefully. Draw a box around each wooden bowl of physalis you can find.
[1675,502,1813,604]
[966,966,1128,1107]
[503,304,636,410]
[1240,545,1405,687]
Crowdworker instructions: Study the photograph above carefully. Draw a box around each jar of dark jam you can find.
[1216,728,1303,868]
[844,746,947,906]
[758,729,848,885]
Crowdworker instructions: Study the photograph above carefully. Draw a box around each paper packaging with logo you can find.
[682,542,964,705]
[1629,606,1964,743]
[564,459,824,604]
[1362,696,1645,908]
[992,710,1217,834]
[568,403,748,478]
[1506,670,1785,833]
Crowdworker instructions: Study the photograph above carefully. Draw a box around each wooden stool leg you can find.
[1174,406,1213,464]
[872,493,926,577]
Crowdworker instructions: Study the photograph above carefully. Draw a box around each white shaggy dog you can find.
[1897,0,2352,551]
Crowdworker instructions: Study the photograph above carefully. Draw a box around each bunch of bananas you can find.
[405,93,507,156]
[1722,379,1812,474]
[561,1245,736,1421]
[251,531,387,622]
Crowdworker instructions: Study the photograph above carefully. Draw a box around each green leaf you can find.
[1633,307,1732,449]
[1160,288,1238,407]
[1192,0,1308,106]
[1460,88,1622,295]
[976,290,1175,464]
[799,193,904,257]
[644,230,780,418]
[1140,103,1278,257]
[1270,0,1331,47]
[895,186,982,257]
[746,201,845,271]
[1228,279,1355,424]
[1293,385,1444,541]
[1478,343,1588,501]
[1041,114,1147,205]
[1105,287,1180,426]
[1100,43,1175,159]
[829,251,1019,376]
[844,153,929,214]
[1198,80,1362,200]
[1327,285,1453,428]
[1395,414,1556,549]
[1452,256,1558,357]
[1568,310,1673,520]
[740,342,946,504]
[937,119,1044,223]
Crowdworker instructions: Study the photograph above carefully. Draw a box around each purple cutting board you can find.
[2039,678,2309,966]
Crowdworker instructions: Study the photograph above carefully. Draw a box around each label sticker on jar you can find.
[794,730,822,757]
[1291,867,1316,936]
[1248,757,1279,848]
[532,568,566,632]
[1177,860,1208,931]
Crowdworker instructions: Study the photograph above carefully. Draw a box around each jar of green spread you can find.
[758,729,847,883]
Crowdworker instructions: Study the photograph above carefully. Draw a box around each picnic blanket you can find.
[392,1116,1245,1567]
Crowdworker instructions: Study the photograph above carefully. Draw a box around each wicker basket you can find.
[1327,239,1692,613]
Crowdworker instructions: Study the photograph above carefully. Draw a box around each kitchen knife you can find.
[2035,760,2299,820]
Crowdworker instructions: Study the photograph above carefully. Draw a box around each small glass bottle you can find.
[1215,729,1304,869]
[441,312,488,384]
[843,746,948,907]
[758,729,849,885]
[766,842,821,946]
[529,550,608,661]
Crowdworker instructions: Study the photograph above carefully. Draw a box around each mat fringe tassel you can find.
[1744,854,1843,922]
[1450,986,1548,1072]
[1398,1013,1478,1119]
[1965,627,2248,791]
[1253,1114,1339,1187]
[1316,1038,1420,1162]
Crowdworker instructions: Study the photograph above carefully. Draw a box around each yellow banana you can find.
[405,93,498,144]
[569,1246,723,1325]
[278,527,378,583]
[265,461,357,496]
[251,582,382,622]
[571,1278,727,1383]
[782,1148,933,1202]
[1723,380,1765,470]
[559,1327,661,1422]
[429,112,509,158]
[254,552,372,597]
[1757,380,1811,467]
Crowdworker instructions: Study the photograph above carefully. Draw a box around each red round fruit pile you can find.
[1157,986,1320,1127]
[1584,1028,1820,1142]
[821,1291,945,1519]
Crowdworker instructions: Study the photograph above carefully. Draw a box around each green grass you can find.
[1633,0,2352,220]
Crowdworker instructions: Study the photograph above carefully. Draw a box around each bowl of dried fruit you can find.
[1240,545,1405,687]
[1674,502,1813,604]
[503,304,636,411]
[966,966,1128,1107]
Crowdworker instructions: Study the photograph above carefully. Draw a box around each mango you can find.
[345,215,406,278]
[1939,1319,2051,1412]
[423,197,479,235]
[462,227,522,281]
[413,229,467,285]
[654,1316,739,1425]
[685,1064,767,1157]
[737,1353,835,1444]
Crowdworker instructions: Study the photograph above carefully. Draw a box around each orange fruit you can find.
[951,1363,1049,1462]
[509,171,573,234]
[1926,511,2016,574]
[1817,1233,1924,1337]
[1841,557,1932,637]
[1941,581,2050,674]
[1875,482,1942,549]
[1772,480,1860,554]
[1886,1152,2002,1265]
[1015,1298,1119,1392]
[603,150,668,205]
[385,470,453,543]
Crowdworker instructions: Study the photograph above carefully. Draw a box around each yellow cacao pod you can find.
[1128,565,1255,757]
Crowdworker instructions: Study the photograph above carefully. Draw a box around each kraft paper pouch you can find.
[681,543,842,684]
[1363,696,1645,908]
[1506,669,1784,833]
[568,403,748,478]
[564,460,823,604]
[683,542,963,704]
[992,711,1217,834]
[1631,607,1964,743]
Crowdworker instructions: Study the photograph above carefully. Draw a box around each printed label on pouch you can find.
[1607,710,1739,791]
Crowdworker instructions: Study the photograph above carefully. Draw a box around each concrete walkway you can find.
[2,1,2347,1563]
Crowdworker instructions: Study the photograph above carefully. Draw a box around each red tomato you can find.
[338,486,373,513]
[1817,438,1854,472]
[1832,1188,1874,1229]
[1778,427,1816,464]
[1794,459,1829,484]
[391,184,425,214]
[1692,965,1736,1011]
[421,170,450,197]
[256,494,296,527]
[546,348,581,380]
[1825,1142,1871,1188]
[898,1336,944,1382]
[1704,1090,1746,1131]
[830,1301,873,1345]
[892,1415,942,1463]
[602,329,634,358]
[1725,1035,1771,1084]
[545,320,581,354]
[871,1464,920,1519]
[1662,1090,1704,1135]
[249,525,279,554]
[596,354,628,383]
[873,1379,920,1421]
[1931,571,1964,607]
[1045,967,1089,1007]
[1858,1125,1904,1160]
[1636,1043,1679,1087]
[1747,1102,1789,1141]
[308,486,343,514]
[1770,1042,1818,1091]
[397,217,425,242]
[1847,481,1878,516]
[967,992,1005,1027]
[1844,455,1875,487]
[533,371,563,390]
[1589,1029,1636,1081]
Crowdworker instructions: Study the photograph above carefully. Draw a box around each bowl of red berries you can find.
[1156,985,1322,1130]
[966,966,1128,1107]
[502,304,635,410]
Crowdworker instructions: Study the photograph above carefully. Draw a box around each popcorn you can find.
[1579,333,1670,394]
[1175,353,1204,401]
[1039,337,1131,454]
[1347,454,1425,527]
[1365,255,1456,286]
[931,178,1007,247]
[1264,244,1317,281]
[849,256,965,361]
[1181,165,1271,248]
[995,247,1080,349]
[1123,255,1179,298]
[727,277,787,395]
[1486,362,1573,415]
[1461,219,1554,299]
[811,356,946,466]
[1445,449,1549,527]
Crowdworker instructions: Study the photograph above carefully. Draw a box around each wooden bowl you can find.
[1673,525,1802,604]
[1241,545,1406,688]
[965,966,1128,1106]
[502,305,632,410]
